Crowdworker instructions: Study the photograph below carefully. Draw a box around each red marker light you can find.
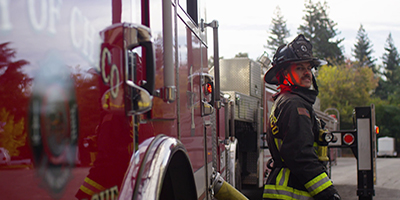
[343,133,355,145]
[375,125,379,134]
[206,83,212,94]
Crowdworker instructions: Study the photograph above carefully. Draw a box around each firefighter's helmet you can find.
[264,34,327,85]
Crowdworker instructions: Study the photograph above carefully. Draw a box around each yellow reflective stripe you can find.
[274,138,283,151]
[263,192,293,200]
[274,138,284,162]
[313,142,318,153]
[277,168,291,186]
[283,168,290,186]
[85,177,106,191]
[263,184,312,200]
[276,168,284,184]
[310,180,332,196]
[80,185,95,196]
[274,138,280,151]
[305,173,326,188]
[304,173,332,196]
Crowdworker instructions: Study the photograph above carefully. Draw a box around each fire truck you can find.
[0,0,254,199]
[0,0,338,199]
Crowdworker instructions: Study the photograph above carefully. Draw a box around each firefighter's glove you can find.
[329,193,341,200]
[314,186,341,200]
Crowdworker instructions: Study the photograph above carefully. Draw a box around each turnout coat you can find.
[263,85,338,200]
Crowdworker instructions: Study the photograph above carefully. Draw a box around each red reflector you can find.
[343,133,355,145]
[206,83,212,94]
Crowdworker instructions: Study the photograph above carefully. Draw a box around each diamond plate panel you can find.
[219,58,262,99]
[224,91,260,122]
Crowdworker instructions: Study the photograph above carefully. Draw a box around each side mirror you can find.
[202,101,214,116]
[126,80,153,115]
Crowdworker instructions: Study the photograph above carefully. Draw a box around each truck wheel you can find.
[159,150,197,200]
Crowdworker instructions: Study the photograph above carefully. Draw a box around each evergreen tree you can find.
[382,33,400,83]
[0,42,31,157]
[208,56,224,68]
[0,42,31,118]
[235,52,249,58]
[298,0,344,65]
[353,24,376,72]
[266,6,290,55]
[374,33,400,101]
[375,104,400,151]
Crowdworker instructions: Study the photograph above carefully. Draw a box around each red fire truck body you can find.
[0,0,244,199]
[0,0,338,199]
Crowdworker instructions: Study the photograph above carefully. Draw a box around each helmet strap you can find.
[312,74,319,92]
[282,69,318,91]
[282,69,296,86]
[282,79,292,86]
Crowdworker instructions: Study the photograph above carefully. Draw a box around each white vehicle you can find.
[0,147,11,165]
[377,136,397,157]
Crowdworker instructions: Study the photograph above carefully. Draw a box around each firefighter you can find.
[262,34,341,200]
[75,71,134,199]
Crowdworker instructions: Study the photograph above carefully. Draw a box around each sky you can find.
[206,0,400,66]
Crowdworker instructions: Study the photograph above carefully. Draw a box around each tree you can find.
[382,33,400,84]
[317,62,377,129]
[0,43,31,112]
[0,108,26,157]
[375,104,400,152]
[266,6,290,55]
[70,66,102,166]
[235,52,248,58]
[298,0,344,65]
[374,33,400,101]
[0,42,31,157]
[208,56,224,68]
[353,24,377,72]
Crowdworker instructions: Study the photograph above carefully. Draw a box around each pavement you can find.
[242,157,400,200]
[331,157,400,200]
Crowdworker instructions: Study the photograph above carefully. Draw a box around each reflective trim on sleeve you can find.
[304,172,333,196]
[84,177,106,191]
[79,177,106,196]
[263,184,313,200]
[79,185,95,196]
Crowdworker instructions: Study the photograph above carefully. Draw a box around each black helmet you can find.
[264,34,327,84]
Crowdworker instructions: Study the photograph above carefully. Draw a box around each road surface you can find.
[242,157,400,200]
[331,157,400,200]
